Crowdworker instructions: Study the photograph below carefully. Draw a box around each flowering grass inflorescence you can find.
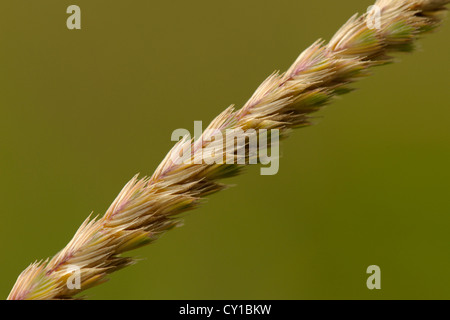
[7,0,449,299]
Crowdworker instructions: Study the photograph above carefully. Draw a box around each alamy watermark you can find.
[366,5,382,30]
[170,121,280,175]
[66,265,81,290]
[67,5,81,30]
[366,265,381,289]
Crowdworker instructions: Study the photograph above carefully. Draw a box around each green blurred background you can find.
[1,0,449,299]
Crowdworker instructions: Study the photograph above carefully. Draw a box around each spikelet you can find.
[7,0,449,300]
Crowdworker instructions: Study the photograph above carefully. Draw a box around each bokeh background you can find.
[1,0,449,300]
